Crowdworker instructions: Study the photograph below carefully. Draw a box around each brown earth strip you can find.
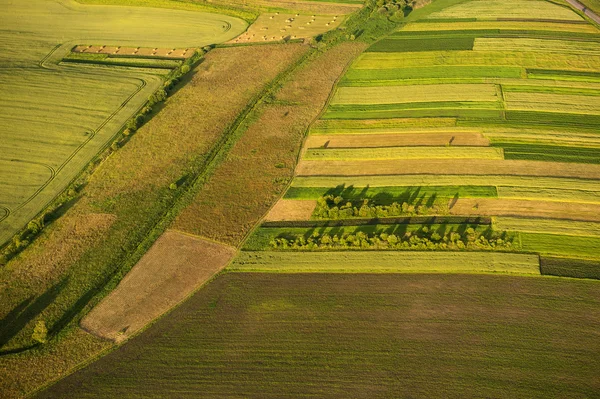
[172,42,367,245]
[450,198,600,222]
[264,199,317,221]
[80,231,235,342]
[304,132,490,149]
[296,159,600,179]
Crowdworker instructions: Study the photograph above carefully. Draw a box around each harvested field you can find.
[74,45,193,58]
[304,132,490,148]
[229,251,540,274]
[450,198,600,222]
[81,231,235,342]
[172,42,367,245]
[264,199,317,221]
[229,13,343,43]
[295,159,600,179]
[37,273,600,398]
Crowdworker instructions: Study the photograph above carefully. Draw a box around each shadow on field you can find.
[0,277,69,354]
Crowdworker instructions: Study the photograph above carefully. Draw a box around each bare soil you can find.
[80,230,236,342]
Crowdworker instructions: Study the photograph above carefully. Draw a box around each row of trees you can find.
[313,194,449,220]
[270,227,515,251]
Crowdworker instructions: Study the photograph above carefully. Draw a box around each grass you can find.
[0,0,246,246]
[171,42,367,245]
[285,185,498,200]
[229,250,540,273]
[36,273,600,398]
[492,142,600,164]
[520,232,600,259]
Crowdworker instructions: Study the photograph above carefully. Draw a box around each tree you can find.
[32,320,48,344]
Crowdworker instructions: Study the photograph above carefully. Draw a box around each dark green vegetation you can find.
[37,273,600,398]
[540,256,600,279]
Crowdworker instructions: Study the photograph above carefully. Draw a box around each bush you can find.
[32,320,48,344]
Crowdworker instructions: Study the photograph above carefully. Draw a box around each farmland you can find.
[4,0,600,397]
[0,0,246,246]
[0,42,308,396]
[37,273,600,398]
[250,0,600,277]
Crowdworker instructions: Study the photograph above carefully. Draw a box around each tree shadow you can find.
[0,277,69,352]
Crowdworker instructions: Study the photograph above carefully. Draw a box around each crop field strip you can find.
[250,0,600,278]
[0,0,247,246]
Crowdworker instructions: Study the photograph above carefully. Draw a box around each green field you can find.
[36,273,600,398]
[0,0,246,246]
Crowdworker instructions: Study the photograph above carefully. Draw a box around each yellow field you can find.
[332,83,499,104]
[402,21,600,33]
[504,92,600,114]
[354,51,600,71]
[427,0,583,20]
[474,38,600,56]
